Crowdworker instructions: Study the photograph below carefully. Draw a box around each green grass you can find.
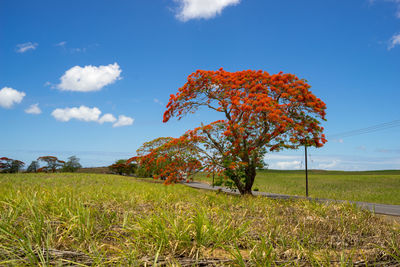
[196,169,400,205]
[0,173,399,266]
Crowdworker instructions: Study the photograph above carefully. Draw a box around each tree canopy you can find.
[62,156,82,172]
[26,160,39,173]
[128,136,202,184]
[37,156,65,173]
[0,157,25,173]
[109,159,137,176]
[136,69,327,194]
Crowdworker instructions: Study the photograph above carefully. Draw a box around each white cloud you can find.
[175,0,240,21]
[389,33,400,49]
[57,63,122,92]
[265,151,400,171]
[317,160,340,169]
[266,154,301,161]
[51,105,133,127]
[51,106,102,122]
[25,103,42,114]
[113,115,134,127]
[56,41,66,47]
[16,42,38,53]
[99,113,116,124]
[273,161,302,170]
[0,87,26,108]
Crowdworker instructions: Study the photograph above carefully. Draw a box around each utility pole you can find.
[305,143,309,197]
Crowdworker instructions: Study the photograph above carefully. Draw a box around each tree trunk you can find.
[229,174,246,195]
[230,166,256,195]
[243,165,256,195]
[240,187,253,195]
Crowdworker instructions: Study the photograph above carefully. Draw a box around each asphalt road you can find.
[185,182,400,217]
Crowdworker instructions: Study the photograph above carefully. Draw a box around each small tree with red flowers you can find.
[0,157,25,173]
[37,156,65,173]
[128,136,202,184]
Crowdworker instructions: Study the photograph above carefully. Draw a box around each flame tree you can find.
[128,136,202,184]
[37,156,65,173]
[162,69,327,195]
[0,157,25,173]
[109,159,137,176]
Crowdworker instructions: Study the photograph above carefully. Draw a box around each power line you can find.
[328,119,400,139]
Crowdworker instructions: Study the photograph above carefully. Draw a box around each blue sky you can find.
[0,0,399,170]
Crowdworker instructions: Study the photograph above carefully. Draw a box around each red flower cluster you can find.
[128,136,202,184]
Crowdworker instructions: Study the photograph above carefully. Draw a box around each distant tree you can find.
[108,159,136,176]
[26,160,39,173]
[10,160,25,173]
[134,137,174,178]
[37,156,65,173]
[0,157,12,172]
[62,156,82,172]
[0,157,25,173]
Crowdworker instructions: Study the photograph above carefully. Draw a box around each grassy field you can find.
[195,169,400,205]
[0,173,399,266]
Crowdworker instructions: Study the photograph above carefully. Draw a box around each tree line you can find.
[0,156,82,173]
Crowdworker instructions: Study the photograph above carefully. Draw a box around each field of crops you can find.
[195,169,400,205]
[0,173,399,265]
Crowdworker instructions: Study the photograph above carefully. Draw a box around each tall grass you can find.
[196,169,400,204]
[0,173,399,265]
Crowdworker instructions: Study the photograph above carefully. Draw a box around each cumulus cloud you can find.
[51,105,133,127]
[52,106,101,122]
[99,113,117,124]
[16,42,38,53]
[0,87,26,108]
[274,160,302,170]
[113,115,134,127]
[175,0,240,21]
[57,63,122,92]
[389,33,400,49]
[25,103,42,114]
[370,1,400,48]
[317,160,340,169]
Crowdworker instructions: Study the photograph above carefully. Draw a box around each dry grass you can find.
[0,173,399,266]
